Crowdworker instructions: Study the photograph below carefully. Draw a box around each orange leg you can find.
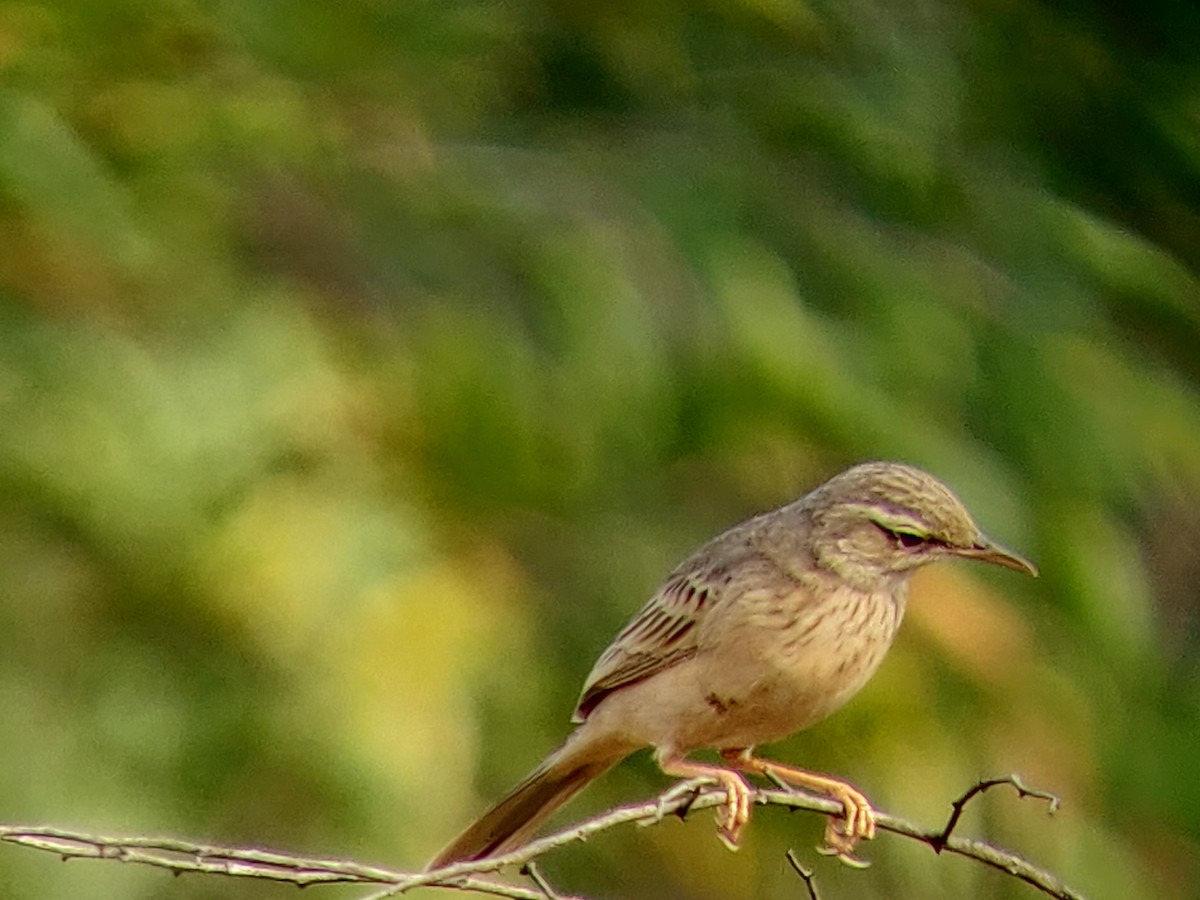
[658,755,753,849]
[721,749,875,866]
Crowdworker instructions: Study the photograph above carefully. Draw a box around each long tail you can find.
[428,725,634,869]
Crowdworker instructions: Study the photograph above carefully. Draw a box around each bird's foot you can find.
[814,782,875,867]
[816,818,872,868]
[711,769,752,850]
[657,757,753,850]
[726,756,877,866]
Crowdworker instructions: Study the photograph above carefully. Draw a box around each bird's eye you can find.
[874,522,929,549]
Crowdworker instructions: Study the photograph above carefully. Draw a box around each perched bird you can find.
[429,461,1036,868]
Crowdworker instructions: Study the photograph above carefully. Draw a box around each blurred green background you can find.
[1,0,1198,898]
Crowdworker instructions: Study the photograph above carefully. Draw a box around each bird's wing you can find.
[572,563,729,722]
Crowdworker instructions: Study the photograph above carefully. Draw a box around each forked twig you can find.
[521,861,564,900]
[931,774,1061,853]
[786,848,822,900]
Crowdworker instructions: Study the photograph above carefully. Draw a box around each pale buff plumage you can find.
[429,461,1036,868]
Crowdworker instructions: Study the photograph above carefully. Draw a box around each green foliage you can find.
[1,0,1198,897]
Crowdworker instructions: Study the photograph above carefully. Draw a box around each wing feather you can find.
[572,566,725,721]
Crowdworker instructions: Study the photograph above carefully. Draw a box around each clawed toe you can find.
[816,816,872,868]
[714,772,751,849]
[836,786,876,840]
[818,782,876,865]
[656,758,753,850]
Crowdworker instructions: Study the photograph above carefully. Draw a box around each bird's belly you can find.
[689,655,882,748]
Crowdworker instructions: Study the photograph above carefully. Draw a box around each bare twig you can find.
[0,775,1085,900]
[521,861,563,900]
[363,877,576,900]
[743,788,1084,900]
[786,849,821,900]
[931,774,1061,852]
[0,826,392,884]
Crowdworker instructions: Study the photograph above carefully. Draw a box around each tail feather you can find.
[428,730,631,868]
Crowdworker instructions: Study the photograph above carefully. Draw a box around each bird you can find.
[428,461,1037,869]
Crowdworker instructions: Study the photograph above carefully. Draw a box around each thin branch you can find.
[786,849,821,900]
[0,826,394,884]
[761,789,1085,900]
[521,861,563,900]
[931,774,1061,852]
[0,775,1085,900]
[359,877,577,900]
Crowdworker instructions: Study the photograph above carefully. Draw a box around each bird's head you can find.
[806,462,1037,588]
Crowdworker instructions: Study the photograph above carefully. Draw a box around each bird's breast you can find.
[687,582,907,747]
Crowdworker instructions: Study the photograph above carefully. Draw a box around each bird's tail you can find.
[428,725,634,869]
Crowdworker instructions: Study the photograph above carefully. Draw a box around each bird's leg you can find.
[720,749,874,866]
[657,754,753,850]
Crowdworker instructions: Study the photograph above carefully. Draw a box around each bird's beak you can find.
[956,537,1038,577]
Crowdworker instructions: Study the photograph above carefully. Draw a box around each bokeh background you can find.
[2,1,1199,898]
